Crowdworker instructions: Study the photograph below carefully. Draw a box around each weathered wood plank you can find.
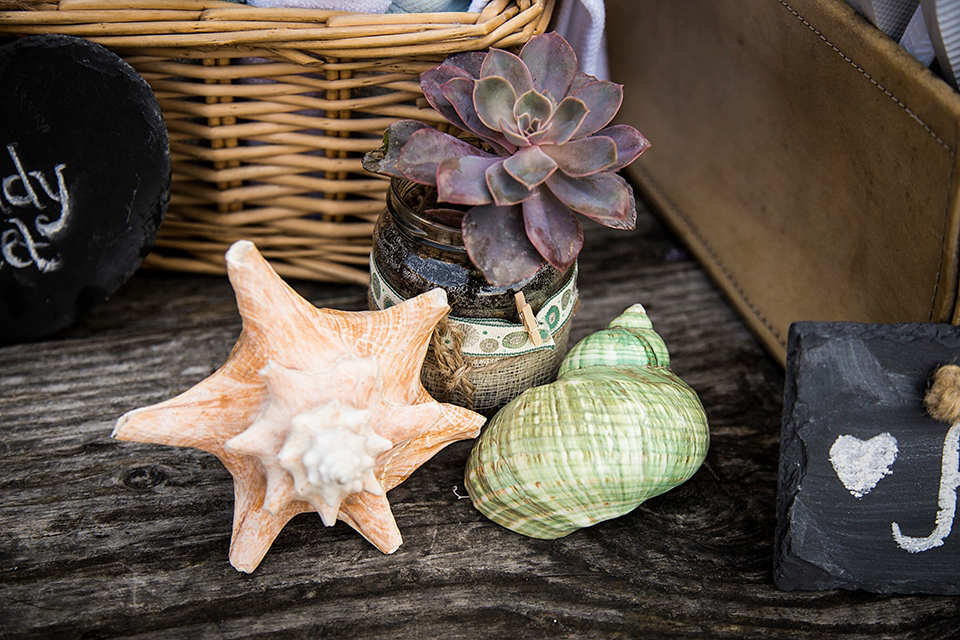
[1,202,958,639]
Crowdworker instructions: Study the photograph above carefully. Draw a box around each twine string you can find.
[425,315,477,408]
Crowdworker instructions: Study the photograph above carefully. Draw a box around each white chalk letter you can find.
[32,164,70,238]
[892,424,960,552]
[3,143,43,209]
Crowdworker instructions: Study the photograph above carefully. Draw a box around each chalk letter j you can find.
[892,424,960,553]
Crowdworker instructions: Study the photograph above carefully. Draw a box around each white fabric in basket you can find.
[388,0,471,11]
[552,0,607,79]
[246,0,391,10]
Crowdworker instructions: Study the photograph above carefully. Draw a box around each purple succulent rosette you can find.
[363,32,649,287]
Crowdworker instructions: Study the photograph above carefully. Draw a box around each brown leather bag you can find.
[608,0,960,363]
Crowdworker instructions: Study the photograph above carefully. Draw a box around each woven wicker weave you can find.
[0,0,554,284]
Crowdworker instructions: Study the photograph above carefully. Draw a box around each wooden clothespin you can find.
[514,291,543,347]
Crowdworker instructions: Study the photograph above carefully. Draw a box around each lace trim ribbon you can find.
[369,258,577,357]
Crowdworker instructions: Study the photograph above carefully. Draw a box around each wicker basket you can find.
[0,0,554,284]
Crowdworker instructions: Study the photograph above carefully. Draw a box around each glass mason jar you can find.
[369,179,578,415]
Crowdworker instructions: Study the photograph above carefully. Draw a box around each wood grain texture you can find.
[2,199,959,639]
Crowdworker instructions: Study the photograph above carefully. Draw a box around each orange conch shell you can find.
[114,241,485,572]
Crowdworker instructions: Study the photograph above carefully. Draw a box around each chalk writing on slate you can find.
[775,322,960,594]
[1,142,71,273]
[0,34,169,345]
[894,423,960,554]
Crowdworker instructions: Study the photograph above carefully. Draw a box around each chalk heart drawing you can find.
[829,433,899,499]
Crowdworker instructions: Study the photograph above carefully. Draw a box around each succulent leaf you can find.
[541,136,616,177]
[481,48,534,97]
[420,64,474,132]
[503,146,557,189]
[514,89,553,134]
[571,80,624,137]
[598,124,651,170]
[436,156,498,205]
[500,120,532,148]
[474,76,518,134]
[522,188,583,271]
[520,31,577,101]
[537,97,588,145]
[462,203,544,286]
[441,77,513,153]
[517,112,533,133]
[362,120,431,179]
[568,70,597,94]
[547,172,637,230]
[395,128,491,186]
[439,50,485,79]
[486,161,534,206]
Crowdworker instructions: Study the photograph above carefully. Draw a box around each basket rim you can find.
[0,0,555,57]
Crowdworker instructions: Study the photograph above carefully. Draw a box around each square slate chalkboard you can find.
[775,321,960,594]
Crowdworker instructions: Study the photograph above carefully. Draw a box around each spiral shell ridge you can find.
[559,304,670,374]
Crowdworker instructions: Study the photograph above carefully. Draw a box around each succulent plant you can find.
[363,32,649,287]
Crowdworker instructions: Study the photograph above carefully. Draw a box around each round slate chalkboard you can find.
[0,34,170,345]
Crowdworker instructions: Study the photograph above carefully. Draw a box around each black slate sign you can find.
[775,321,960,594]
[0,35,169,344]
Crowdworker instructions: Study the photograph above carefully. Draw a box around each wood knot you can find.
[925,364,960,424]
[121,465,168,492]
